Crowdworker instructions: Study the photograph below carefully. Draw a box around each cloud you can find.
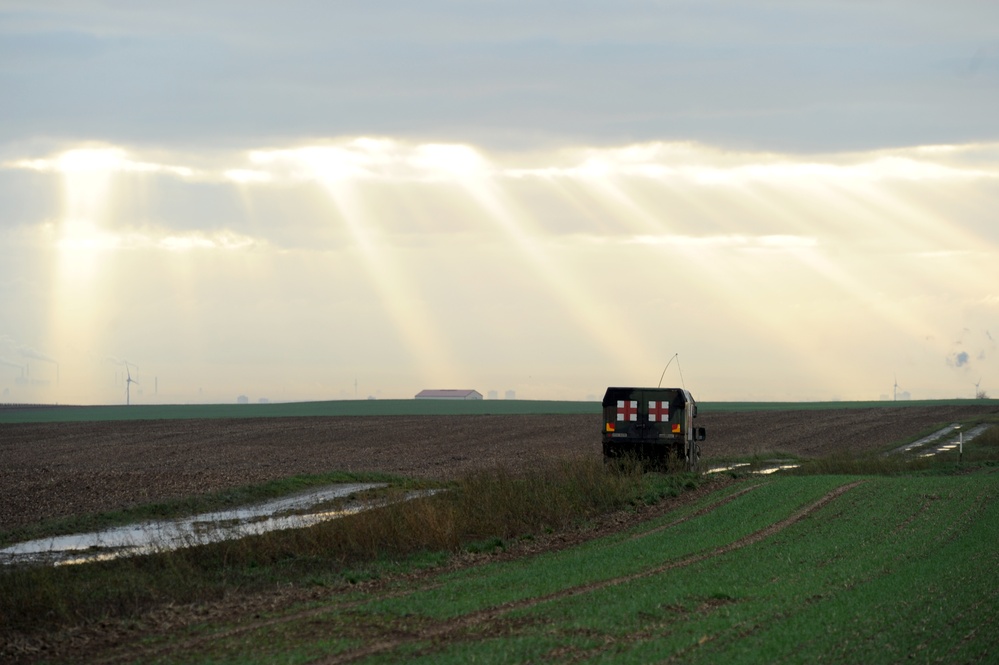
[8,147,195,179]
[2,135,998,403]
[3,3,999,151]
[948,327,997,372]
[621,234,818,251]
[8,140,999,191]
[27,216,262,255]
[4,138,999,255]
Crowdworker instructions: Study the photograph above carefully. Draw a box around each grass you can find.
[0,457,702,635]
[962,419,999,458]
[0,399,602,423]
[3,397,997,424]
[326,475,999,663]
[702,418,999,478]
[3,423,999,662]
[797,419,999,475]
[88,470,998,664]
[701,398,999,412]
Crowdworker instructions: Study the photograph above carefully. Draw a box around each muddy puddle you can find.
[1,483,435,567]
[705,423,993,477]
[705,462,801,475]
[887,423,990,458]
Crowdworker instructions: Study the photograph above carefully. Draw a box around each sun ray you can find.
[249,144,463,388]
[427,146,661,381]
[45,149,127,403]
[324,181,462,387]
[9,138,998,402]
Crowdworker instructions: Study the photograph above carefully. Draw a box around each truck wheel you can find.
[688,443,701,473]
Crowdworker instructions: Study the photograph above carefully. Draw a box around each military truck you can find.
[601,387,706,471]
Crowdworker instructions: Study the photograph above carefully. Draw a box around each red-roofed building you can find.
[415,389,483,400]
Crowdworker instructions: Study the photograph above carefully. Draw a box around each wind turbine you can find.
[124,362,139,406]
[893,374,899,402]
[975,377,983,399]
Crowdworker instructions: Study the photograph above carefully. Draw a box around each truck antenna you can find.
[657,353,678,388]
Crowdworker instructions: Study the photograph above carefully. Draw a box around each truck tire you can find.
[687,443,701,473]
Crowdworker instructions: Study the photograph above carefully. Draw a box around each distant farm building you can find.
[415,389,483,400]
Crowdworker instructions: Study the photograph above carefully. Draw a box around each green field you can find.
[3,397,996,424]
[0,398,598,423]
[37,469,993,664]
[3,402,998,662]
[355,475,998,665]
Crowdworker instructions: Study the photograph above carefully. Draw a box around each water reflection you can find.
[1,483,435,567]
[705,462,801,475]
[887,423,989,458]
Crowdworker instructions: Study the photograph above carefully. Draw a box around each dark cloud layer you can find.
[1,2,997,151]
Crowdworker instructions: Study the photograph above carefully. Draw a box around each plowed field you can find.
[2,404,997,531]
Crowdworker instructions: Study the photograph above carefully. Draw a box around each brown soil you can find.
[2,476,869,664]
[3,403,997,664]
[2,475,740,664]
[2,404,997,532]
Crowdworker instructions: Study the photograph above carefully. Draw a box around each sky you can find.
[1,1,998,405]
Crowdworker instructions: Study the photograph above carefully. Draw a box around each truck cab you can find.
[601,387,705,471]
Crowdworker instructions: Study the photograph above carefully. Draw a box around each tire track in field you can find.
[89,584,435,665]
[89,480,745,665]
[311,480,866,665]
[628,483,764,541]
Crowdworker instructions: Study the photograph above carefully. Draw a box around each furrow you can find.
[312,480,865,665]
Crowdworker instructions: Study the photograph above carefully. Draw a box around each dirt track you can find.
[2,404,997,531]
